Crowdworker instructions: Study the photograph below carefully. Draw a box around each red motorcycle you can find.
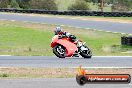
[50,35,92,58]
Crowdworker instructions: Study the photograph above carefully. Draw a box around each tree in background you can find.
[84,0,99,3]
[105,0,116,4]
[17,0,30,9]
[0,0,132,12]
[112,0,132,12]
[85,0,132,12]
[0,0,57,10]
[68,0,90,10]
[29,0,58,10]
[0,0,9,8]
[85,0,104,11]
[10,0,19,8]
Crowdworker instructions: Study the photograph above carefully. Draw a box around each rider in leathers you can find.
[54,26,78,43]
[54,27,80,56]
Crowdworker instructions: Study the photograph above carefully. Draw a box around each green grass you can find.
[0,23,53,56]
[74,29,132,56]
[0,20,132,56]
[0,73,9,77]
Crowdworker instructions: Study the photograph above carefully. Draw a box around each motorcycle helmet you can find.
[54,26,62,35]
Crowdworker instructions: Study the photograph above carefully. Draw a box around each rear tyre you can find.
[53,45,66,58]
[80,46,92,58]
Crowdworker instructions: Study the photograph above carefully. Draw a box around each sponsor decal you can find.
[76,66,131,85]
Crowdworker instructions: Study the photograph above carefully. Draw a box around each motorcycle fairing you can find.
[57,38,78,57]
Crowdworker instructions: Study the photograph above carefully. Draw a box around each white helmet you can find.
[54,26,62,35]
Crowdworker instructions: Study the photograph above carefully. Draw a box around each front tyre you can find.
[80,46,92,58]
[53,45,66,58]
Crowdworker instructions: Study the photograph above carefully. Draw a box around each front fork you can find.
[72,43,83,57]
[72,41,88,57]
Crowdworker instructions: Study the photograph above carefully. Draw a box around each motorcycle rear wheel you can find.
[53,45,66,58]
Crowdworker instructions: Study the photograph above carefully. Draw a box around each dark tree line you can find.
[84,0,132,11]
[0,0,57,10]
[0,0,132,11]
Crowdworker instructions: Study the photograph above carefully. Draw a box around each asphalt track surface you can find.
[0,13,132,34]
[0,56,132,68]
[0,78,131,88]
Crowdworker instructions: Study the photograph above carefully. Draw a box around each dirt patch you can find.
[0,67,76,78]
[0,67,132,78]
[87,69,132,74]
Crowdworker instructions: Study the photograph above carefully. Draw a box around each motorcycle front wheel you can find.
[53,45,66,58]
[80,46,92,58]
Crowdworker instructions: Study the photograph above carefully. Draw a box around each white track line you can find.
[0,55,131,57]
[93,56,132,57]
[0,55,11,56]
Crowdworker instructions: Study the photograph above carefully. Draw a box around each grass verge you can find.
[0,67,132,78]
[0,20,131,56]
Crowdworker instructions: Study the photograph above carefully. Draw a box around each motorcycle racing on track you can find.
[50,27,92,58]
